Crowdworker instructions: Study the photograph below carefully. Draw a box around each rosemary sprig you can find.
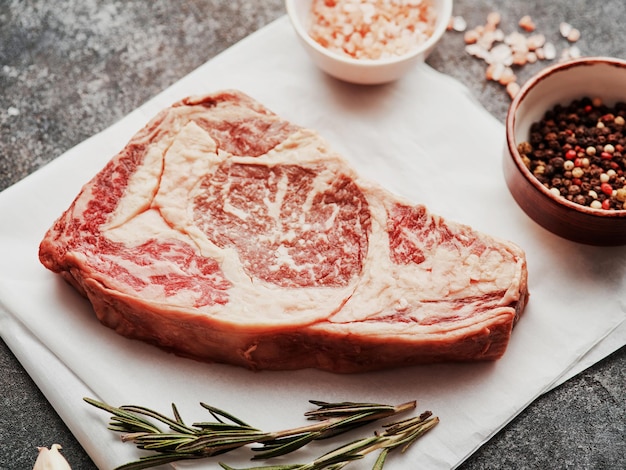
[221,411,439,470]
[84,397,419,470]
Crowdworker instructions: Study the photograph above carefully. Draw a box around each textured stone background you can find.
[1,0,624,468]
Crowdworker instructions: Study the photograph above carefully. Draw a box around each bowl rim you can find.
[284,0,453,68]
[505,56,626,219]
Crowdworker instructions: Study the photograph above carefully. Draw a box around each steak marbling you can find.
[39,90,529,373]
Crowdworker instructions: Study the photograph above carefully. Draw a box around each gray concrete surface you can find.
[1,1,624,468]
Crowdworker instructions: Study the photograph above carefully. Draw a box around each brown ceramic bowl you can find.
[504,57,626,246]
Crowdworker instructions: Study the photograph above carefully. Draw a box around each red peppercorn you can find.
[572,178,582,186]
[601,151,613,160]
[574,157,584,167]
[601,183,613,195]
[566,149,577,160]
[602,199,611,210]
[584,105,592,112]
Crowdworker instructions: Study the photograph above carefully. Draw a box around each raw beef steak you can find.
[39,90,529,373]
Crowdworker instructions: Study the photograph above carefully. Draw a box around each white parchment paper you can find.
[1,17,624,470]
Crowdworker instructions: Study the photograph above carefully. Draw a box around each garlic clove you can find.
[33,444,72,470]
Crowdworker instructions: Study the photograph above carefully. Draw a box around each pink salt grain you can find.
[464,29,480,44]
[486,11,501,27]
[308,0,437,60]
[506,82,520,99]
[518,15,535,32]
[449,16,467,32]
[559,22,572,37]
[567,28,581,42]
[499,67,516,85]
[526,34,546,51]
[486,62,505,81]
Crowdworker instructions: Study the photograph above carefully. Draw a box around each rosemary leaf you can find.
[220,464,302,470]
[84,398,161,434]
[372,448,389,470]
[193,422,260,432]
[120,405,196,434]
[313,435,379,463]
[175,433,269,455]
[322,411,385,434]
[200,402,254,427]
[172,403,185,425]
[251,432,320,460]
[129,433,197,452]
[114,453,201,470]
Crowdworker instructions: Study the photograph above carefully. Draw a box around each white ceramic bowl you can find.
[285,0,452,85]
[503,57,626,246]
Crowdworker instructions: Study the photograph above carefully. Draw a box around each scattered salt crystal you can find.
[486,62,505,81]
[464,29,480,44]
[505,31,528,53]
[567,28,581,42]
[465,43,487,59]
[560,45,582,61]
[7,106,19,116]
[559,22,573,38]
[518,15,535,32]
[487,43,513,66]
[512,50,528,66]
[477,30,497,50]
[543,42,557,60]
[450,16,467,32]
[506,82,521,99]
[535,47,545,60]
[487,11,501,26]
[526,33,546,51]
[498,66,517,85]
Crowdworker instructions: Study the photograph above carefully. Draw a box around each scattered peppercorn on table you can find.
[1,1,624,469]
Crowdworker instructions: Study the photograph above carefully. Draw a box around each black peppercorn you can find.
[550,156,565,169]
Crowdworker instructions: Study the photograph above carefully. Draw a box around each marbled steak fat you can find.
[39,90,529,373]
